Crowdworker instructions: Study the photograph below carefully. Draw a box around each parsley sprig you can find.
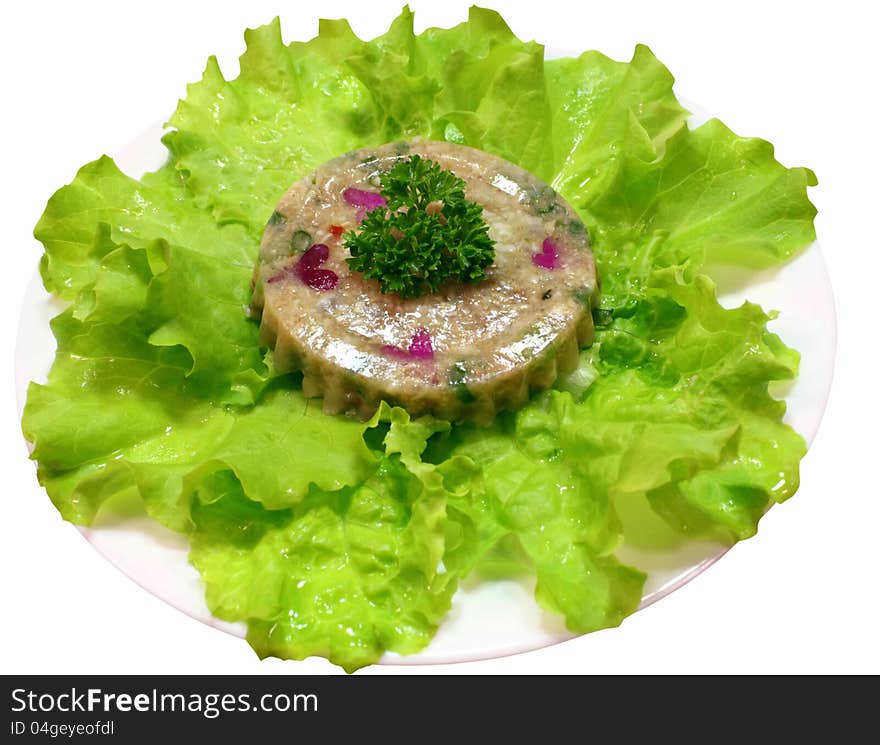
[344,155,495,298]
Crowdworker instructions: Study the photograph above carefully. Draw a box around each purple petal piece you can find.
[408,328,435,360]
[343,187,387,212]
[532,237,560,270]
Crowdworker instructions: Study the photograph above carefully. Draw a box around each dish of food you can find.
[19,7,829,672]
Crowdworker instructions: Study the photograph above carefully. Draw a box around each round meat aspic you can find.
[252,140,598,424]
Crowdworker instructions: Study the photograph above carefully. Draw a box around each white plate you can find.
[14,95,836,666]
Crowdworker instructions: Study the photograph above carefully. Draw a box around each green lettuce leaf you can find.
[190,408,453,673]
[163,16,377,232]
[435,402,647,632]
[584,118,818,299]
[24,6,817,671]
[545,44,688,190]
[34,157,270,402]
[24,308,377,529]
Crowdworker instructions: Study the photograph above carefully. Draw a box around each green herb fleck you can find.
[267,210,285,226]
[449,362,477,403]
[449,361,469,384]
[566,220,587,237]
[290,230,312,253]
[344,155,495,298]
[525,183,561,216]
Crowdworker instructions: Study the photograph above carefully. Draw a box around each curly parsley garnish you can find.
[344,155,495,298]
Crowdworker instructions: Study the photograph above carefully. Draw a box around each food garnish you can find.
[345,155,495,298]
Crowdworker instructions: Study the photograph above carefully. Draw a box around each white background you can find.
[1,0,877,675]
